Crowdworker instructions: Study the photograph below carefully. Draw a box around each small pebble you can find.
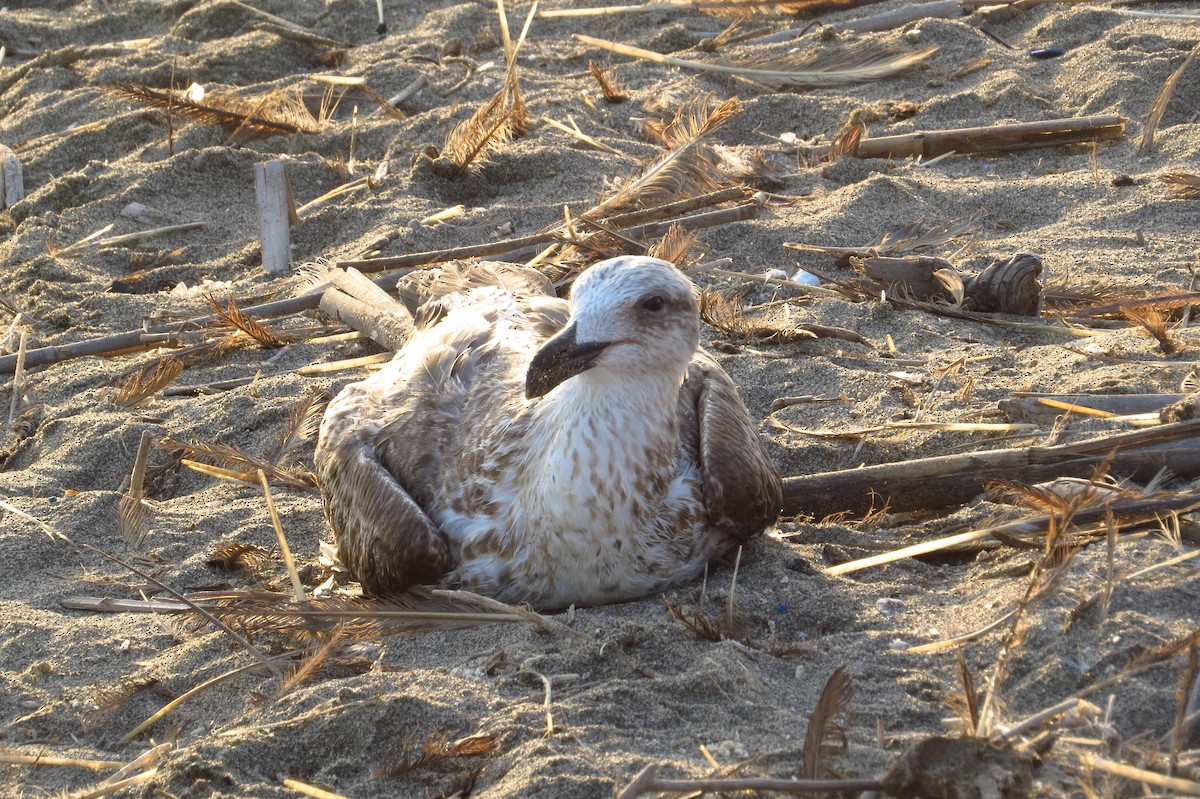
[791,269,820,286]
[876,597,906,615]
[762,268,790,282]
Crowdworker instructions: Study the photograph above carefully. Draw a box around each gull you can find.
[315,256,782,609]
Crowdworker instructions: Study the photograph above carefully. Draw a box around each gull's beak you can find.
[525,323,611,399]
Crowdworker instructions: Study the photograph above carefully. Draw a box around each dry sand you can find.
[1,1,1199,797]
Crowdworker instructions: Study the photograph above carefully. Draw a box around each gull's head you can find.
[525,256,700,399]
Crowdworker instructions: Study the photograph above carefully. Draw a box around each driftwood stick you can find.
[799,115,1125,160]
[318,287,411,351]
[838,0,966,33]
[1001,394,1186,422]
[0,196,756,375]
[782,418,1200,517]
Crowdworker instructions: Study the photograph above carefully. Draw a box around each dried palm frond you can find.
[269,388,328,465]
[802,665,852,779]
[190,587,570,641]
[275,628,344,699]
[433,0,536,177]
[83,677,162,734]
[206,296,289,348]
[374,731,499,777]
[208,541,274,575]
[108,356,183,407]
[813,121,862,163]
[589,95,741,218]
[164,437,317,490]
[108,82,321,144]
[1123,304,1179,354]
[435,92,523,178]
[700,289,818,342]
[588,60,627,102]
[575,34,936,89]
[1162,172,1200,199]
[647,222,701,266]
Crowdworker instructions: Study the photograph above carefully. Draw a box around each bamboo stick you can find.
[798,115,1125,160]
[781,418,1200,518]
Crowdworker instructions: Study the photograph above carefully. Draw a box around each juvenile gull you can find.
[316,256,783,609]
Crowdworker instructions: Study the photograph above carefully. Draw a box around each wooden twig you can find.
[7,331,27,425]
[798,115,1125,160]
[1001,393,1185,422]
[782,418,1200,518]
[573,33,936,88]
[1082,754,1200,794]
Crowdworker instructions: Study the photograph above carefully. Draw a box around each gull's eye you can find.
[639,295,665,312]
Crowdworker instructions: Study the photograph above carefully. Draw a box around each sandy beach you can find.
[1,0,1198,797]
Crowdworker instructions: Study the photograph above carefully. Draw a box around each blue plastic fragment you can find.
[1030,48,1066,59]
[776,603,788,614]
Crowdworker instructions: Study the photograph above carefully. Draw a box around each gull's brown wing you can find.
[677,351,783,540]
[315,390,454,596]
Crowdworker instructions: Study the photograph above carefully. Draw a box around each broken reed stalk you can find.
[7,330,26,424]
[826,488,1200,576]
[797,115,1125,160]
[616,765,882,798]
[259,469,305,603]
[282,777,354,799]
[0,753,127,770]
[783,418,1200,518]
[573,33,937,88]
[0,190,749,375]
[1082,754,1200,794]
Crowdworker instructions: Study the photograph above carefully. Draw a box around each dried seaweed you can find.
[700,289,818,343]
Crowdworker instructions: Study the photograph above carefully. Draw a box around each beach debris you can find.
[802,665,853,780]
[588,60,627,103]
[0,143,23,208]
[783,418,1200,520]
[856,252,1044,316]
[253,159,295,275]
[794,115,1124,160]
[1029,47,1065,59]
[108,82,322,144]
[1162,172,1200,199]
[882,736,1031,799]
[429,0,535,177]
[1138,42,1199,154]
[574,34,937,89]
